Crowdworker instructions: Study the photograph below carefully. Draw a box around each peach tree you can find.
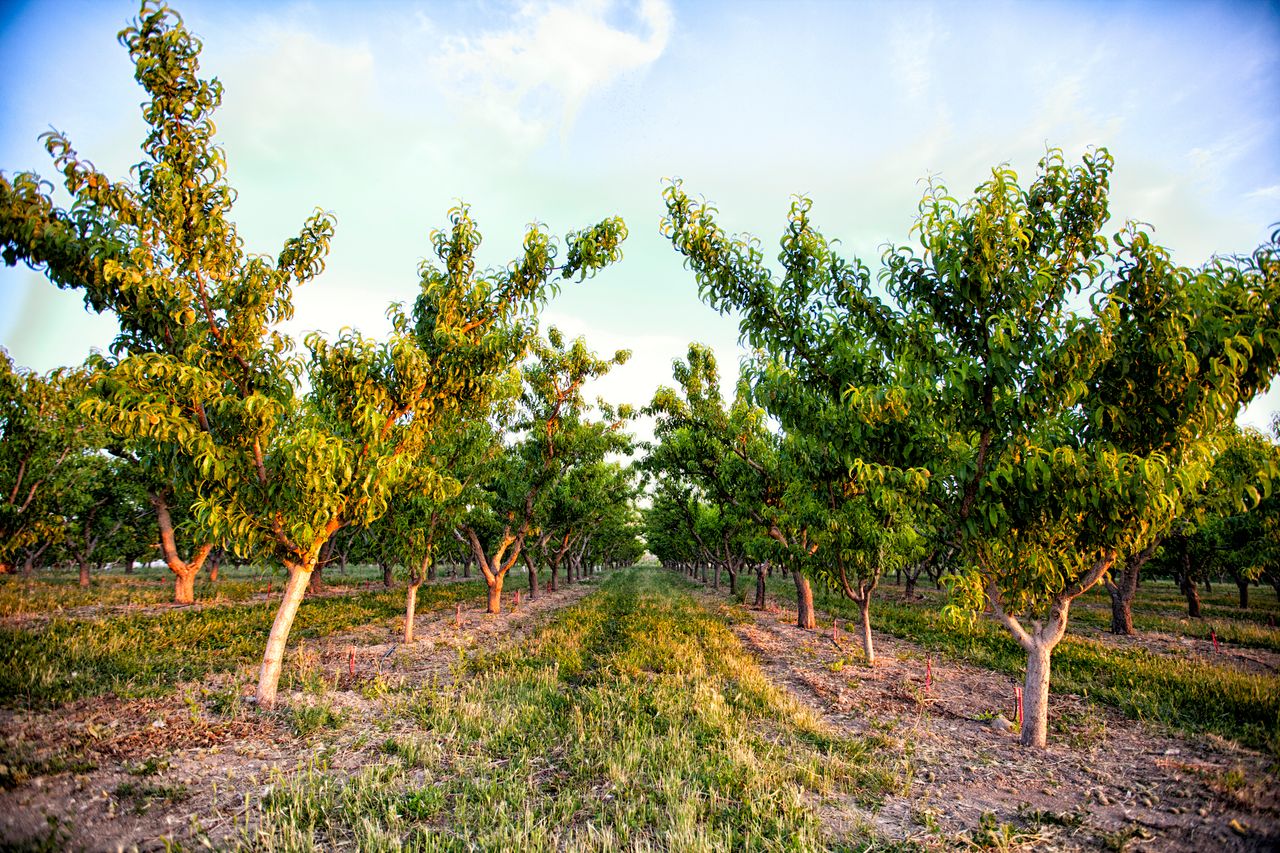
[662,150,1280,747]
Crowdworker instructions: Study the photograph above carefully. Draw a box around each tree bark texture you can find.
[404,582,420,643]
[1022,640,1053,749]
[858,596,875,665]
[793,569,816,629]
[256,563,312,708]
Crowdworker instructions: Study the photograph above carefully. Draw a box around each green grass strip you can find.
[249,567,902,851]
[0,581,485,708]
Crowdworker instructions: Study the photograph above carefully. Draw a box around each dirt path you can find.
[700,589,1280,851]
[0,577,600,851]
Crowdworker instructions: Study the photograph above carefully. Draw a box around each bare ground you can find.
[0,578,597,851]
[702,589,1280,851]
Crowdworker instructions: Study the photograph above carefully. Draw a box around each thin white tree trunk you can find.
[256,563,311,708]
[859,596,875,665]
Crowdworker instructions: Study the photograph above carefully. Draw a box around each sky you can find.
[1,0,1278,440]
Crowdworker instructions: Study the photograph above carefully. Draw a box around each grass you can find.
[0,562,490,617]
[0,580,486,708]
[244,567,903,850]
[1068,605,1280,654]
[787,577,1280,755]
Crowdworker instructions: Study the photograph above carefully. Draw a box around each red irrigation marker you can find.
[1014,686,1023,725]
[925,654,932,693]
[1211,629,1219,653]
[267,580,272,595]
[348,647,355,678]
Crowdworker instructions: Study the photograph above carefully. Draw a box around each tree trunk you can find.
[382,563,394,589]
[404,581,420,643]
[1236,578,1249,609]
[728,565,737,596]
[1109,589,1134,635]
[1021,639,1053,748]
[256,562,312,708]
[487,574,504,613]
[151,492,213,604]
[712,562,720,590]
[1181,574,1203,618]
[78,560,90,588]
[793,569,815,629]
[308,562,325,595]
[524,551,539,599]
[755,563,767,608]
[208,550,220,582]
[904,573,916,599]
[1204,577,1212,592]
[1105,557,1142,635]
[174,568,198,605]
[858,595,875,665]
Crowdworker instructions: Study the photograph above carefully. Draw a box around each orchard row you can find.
[2,3,1278,754]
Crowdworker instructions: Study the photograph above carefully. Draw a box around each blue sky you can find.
[1,0,1278,434]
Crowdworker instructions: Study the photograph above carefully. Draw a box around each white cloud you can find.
[1246,183,1280,200]
[1186,127,1262,190]
[889,5,941,101]
[428,0,673,149]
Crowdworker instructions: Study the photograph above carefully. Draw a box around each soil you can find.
[5,573,1276,851]
[706,589,1280,851]
[0,578,598,851]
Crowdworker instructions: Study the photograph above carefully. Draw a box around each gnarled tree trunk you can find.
[151,491,213,604]
[1103,543,1156,635]
[1236,577,1250,609]
[1181,573,1203,618]
[793,568,815,629]
[309,562,325,595]
[987,552,1113,748]
[463,525,524,615]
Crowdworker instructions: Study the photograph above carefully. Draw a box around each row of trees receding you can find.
[0,3,642,708]
[2,3,1278,753]
[642,157,1280,749]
